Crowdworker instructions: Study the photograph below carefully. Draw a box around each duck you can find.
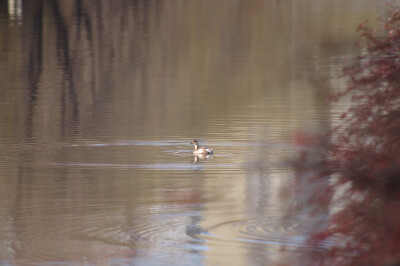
[191,140,213,155]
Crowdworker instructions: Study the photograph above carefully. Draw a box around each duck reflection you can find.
[193,153,213,163]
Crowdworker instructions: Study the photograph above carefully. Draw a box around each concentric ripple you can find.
[124,213,207,265]
[201,215,335,250]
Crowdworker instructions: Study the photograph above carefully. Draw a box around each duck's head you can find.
[191,140,199,148]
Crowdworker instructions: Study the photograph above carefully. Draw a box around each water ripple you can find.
[53,162,202,170]
[201,215,334,250]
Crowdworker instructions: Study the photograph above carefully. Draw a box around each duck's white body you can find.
[191,140,213,155]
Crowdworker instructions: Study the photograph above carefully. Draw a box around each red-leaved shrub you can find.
[292,7,400,266]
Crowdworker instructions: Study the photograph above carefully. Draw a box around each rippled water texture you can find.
[0,0,392,265]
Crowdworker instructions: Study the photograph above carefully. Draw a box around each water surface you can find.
[0,0,391,265]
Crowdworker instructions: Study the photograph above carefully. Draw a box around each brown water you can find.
[0,1,391,265]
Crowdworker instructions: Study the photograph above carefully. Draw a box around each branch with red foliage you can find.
[292,7,400,266]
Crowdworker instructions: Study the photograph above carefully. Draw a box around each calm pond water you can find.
[0,1,392,265]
